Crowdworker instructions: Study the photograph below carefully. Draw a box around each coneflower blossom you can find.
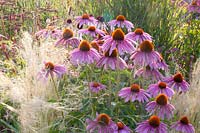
[134,66,163,81]
[126,28,152,44]
[97,49,127,70]
[118,84,150,103]
[171,116,195,133]
[86,113,117,133]
[114,122,131,133]
[108,15,134,31]
[188,0,200,13]
[146,94,175,119]
[78,26,105,38]
[70,40,100,66]
[102,28,136,55]
[75,13,97,27]
[147,81,174,98]
[35,25,62,39]
[135,115,167,133]
[164,72,190,93]
[37,61,66,81]
[55,28,80,48]
[89,82,106,93]
[130,40,162,68]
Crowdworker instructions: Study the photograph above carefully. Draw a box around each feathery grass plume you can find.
[172,59,200,132]
[0,31,84,132]
[19,97,62,133]
[0,72,13,101]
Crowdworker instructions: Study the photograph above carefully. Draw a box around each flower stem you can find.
[50,75,59,99]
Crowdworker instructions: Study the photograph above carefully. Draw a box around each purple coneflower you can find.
[89,82,106,93]
[146,94,175,119]
[164,72,190,93]
[35,25,62,40]
[188,0,200,13]
[114,122,131,133]
[97,49,127,70]
[70,40,100,66]
[118,84,150,103]
[130,40,161,68]
[55,28,80,48]
[78,26,105,38]
[102,28,136,55]
[37,61,66,81]
[147,81,174,98]
[134,66,163,81]
[75,13,97,27]
[171,116,195,133]
[135,115,167,133]
[108,15,134,31]
[126,28,152,44]
[86,113,117,133]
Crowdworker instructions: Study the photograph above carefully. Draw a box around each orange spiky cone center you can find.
[139,40,154,52]
[158,82,167,89]
[63,28,73,39]
[134,28,144,35]
[88,26,96,31]
[116,15,126,21]
[112,28,125,41]
[117,122,124,130]
[79,40,91,51]
[92,82,100,87]
[180,116,189,125]
[156,94,168,105]
[130,84,140,92]
[148,115,160,128]
[173,73,183,83]
[82,14,90,19]
[97,113,110,126]
[192,0,197,5]
[45,62,54,70]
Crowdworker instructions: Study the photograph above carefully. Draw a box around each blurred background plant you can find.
[0,0,200,132]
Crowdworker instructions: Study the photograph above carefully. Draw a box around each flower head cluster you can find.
[37,61,66,81]
[146,94,175,119]
[75,13,97,27]
[131,40,167,81]
[126,28,152,44]
[86,113,117,133]
[102,28,136,56]
[136,115,167,133]
[55,28,80,48]
[108,15,134,31]
[86,113,132,133]
[118,83,150,103]
[164,72,190,93]
[70,40,100,66]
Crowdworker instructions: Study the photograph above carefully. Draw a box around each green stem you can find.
[51,75,59,99]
